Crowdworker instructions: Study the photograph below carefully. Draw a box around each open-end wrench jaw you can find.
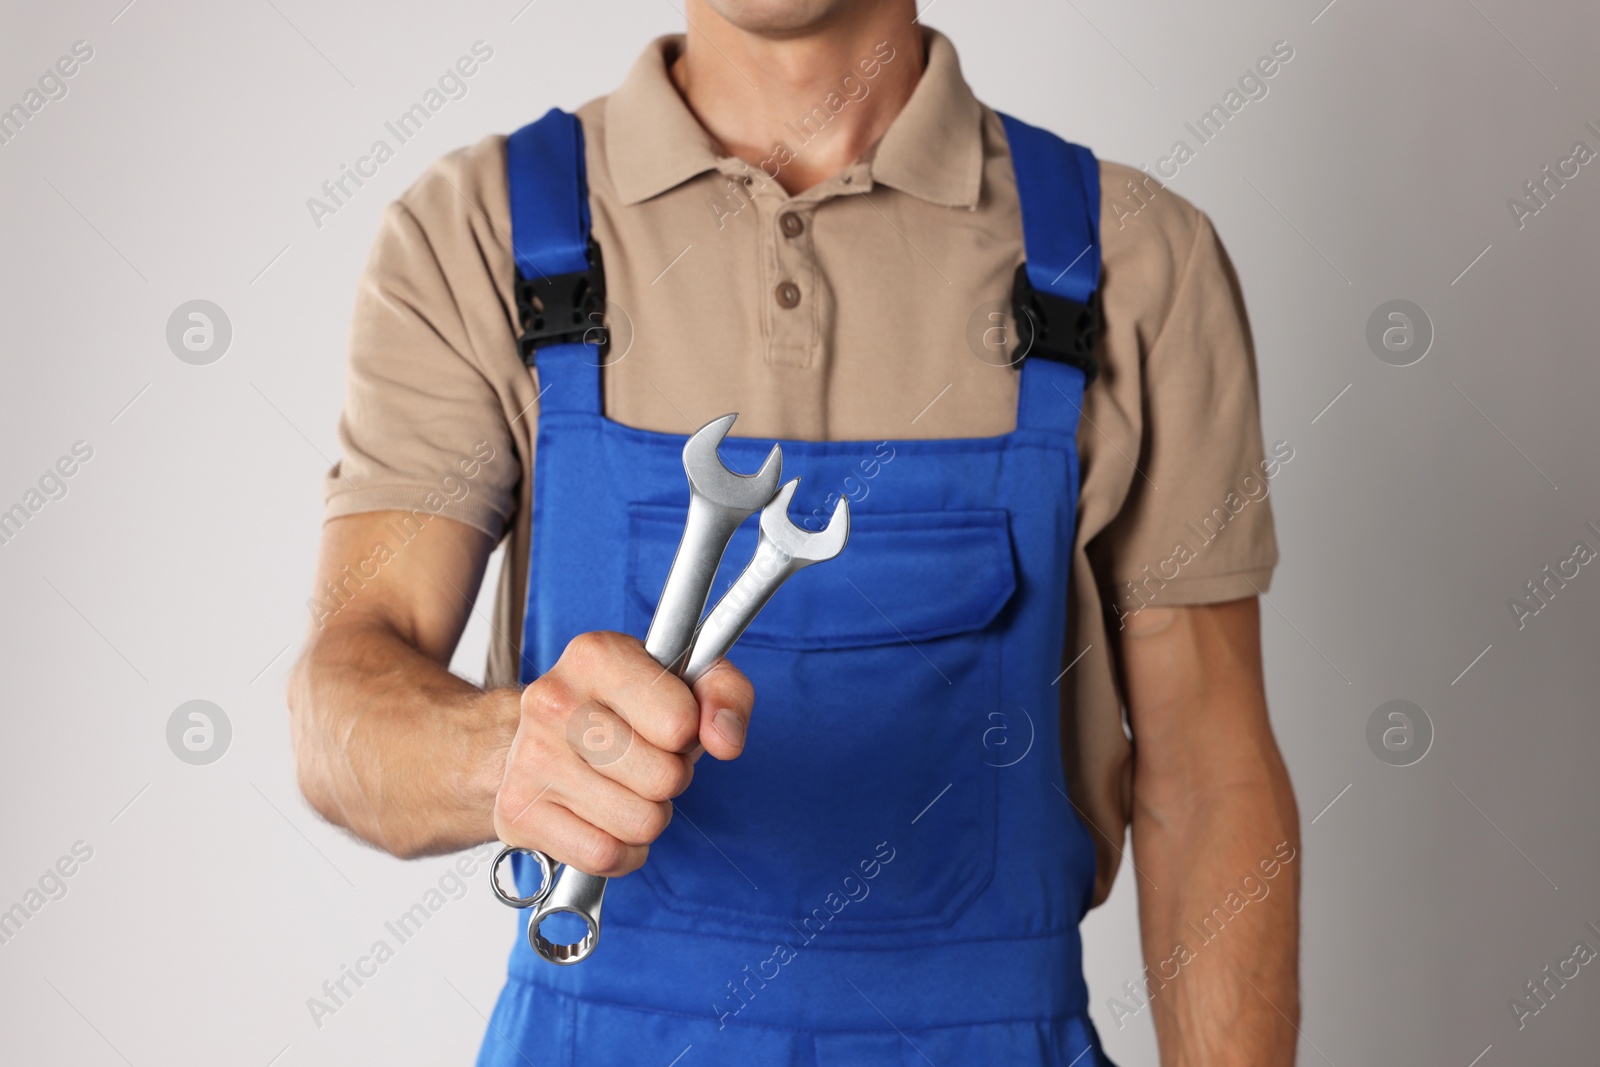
[644,415,782,671]
[681,414,783,506]
[682,479,850,683]
[758,479,850,563]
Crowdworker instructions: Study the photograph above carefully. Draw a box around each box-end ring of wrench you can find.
[490,413,781,962]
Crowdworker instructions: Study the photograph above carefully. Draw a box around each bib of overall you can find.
[478,108,1117,1067]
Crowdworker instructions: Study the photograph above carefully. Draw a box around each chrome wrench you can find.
[681,479,850,682]
[645,414,784,672]
[523,481,848,963]
[520,414,782,965]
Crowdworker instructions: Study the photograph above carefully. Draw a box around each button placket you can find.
[760,196,820,368]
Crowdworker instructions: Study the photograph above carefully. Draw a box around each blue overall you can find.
[479,109,1116,1067]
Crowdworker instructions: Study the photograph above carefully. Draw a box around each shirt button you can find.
[775,281,801,309]
[779,212,804,238]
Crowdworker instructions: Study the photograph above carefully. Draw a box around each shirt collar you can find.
[604,29,984,209]
[868,29,983,209]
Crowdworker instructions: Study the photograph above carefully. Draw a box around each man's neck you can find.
[669,1,925,195]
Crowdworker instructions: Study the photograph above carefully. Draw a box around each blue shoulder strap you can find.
[506,107,1100,422]
[998,112,1102,435]
[506,107,603,416]
[998,112,1101,305]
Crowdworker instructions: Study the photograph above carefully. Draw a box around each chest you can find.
[588,170,1028,442]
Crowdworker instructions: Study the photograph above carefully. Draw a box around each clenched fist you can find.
[493,631,755,877]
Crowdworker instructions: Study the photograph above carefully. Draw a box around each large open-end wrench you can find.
[521,415,782,965]
[645,414,783,672]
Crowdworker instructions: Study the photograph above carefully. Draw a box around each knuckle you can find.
[615,800,665,845]
[522,676,574,726]
[567,630,603,657]
[506,729,557,786]
[494,786,535,840]
[564,701,611,759]
[715,665,756,712]
[561,630,609,671]
[661,697,700,752]
[579,832,629,877]
[497,762,554,817]
[565,629,630,667]
[495,761,560,841]
[633,800,672,843]
[639,754,693,802]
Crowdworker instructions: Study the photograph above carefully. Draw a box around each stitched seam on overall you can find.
[501,973,1100,1036]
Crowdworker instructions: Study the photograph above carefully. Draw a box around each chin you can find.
[701,0,867,36]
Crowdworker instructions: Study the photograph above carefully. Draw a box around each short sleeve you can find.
[323,179,519,540]
[1098,211,1280,617]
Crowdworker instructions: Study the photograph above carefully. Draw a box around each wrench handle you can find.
[644,496,743,669]
[528,645,686,966]
[682,539,797,683]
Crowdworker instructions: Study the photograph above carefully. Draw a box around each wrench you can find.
[681,479,850,683]
[645,414,783,672]
[521,415,782,965]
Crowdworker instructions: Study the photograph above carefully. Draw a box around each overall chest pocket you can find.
[623,503,1016,935]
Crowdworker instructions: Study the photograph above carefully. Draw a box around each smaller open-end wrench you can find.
[682,479,850,682]
[520,415,782,966]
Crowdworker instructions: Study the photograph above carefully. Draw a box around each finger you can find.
[495,706,661,857]
[562,699,639,771]
[503,799,648,878]
[573,700,696,801]
[691,657,755,761]
[560,631,700,753]
[550,761,673,849]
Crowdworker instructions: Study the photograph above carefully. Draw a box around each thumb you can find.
[690,657,755,761]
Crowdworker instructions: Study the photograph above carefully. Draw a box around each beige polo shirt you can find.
[324,30,1278,904]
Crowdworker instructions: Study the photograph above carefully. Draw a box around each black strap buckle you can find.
[515,239,606,366]
[1011,262,1100,384]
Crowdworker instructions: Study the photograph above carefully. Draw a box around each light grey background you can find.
[2,0,1597,1064]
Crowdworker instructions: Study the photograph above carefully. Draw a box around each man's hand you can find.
[494,631,755,877]
[1119,598,1301,1065]
[290,511,759,866]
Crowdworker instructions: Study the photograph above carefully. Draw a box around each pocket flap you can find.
[627,505,1018,650]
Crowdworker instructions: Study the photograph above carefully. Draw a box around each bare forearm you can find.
[1116,600,1300,1065]
[1133,759,1301,1065]
[289,620,518,858]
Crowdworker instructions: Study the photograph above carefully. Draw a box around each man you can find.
[289,1,1301,1063]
